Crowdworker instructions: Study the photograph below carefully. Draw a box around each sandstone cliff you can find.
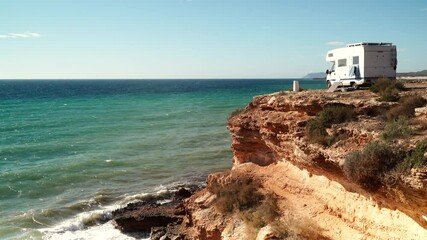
[184,84,427,240]
[113,83,427,239]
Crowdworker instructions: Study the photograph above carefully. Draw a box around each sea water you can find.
[0,79,324,239]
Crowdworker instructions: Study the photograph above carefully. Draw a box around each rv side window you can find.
[353,56,359,65]
[338,59,346,67]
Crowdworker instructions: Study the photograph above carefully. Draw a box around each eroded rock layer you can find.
[223,89,427,239]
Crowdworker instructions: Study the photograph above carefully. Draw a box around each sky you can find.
[1,0,426,79]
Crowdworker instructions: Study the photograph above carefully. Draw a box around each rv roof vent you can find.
[346,42,392,47]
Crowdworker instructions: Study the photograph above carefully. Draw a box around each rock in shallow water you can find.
[111,187,196,239]
[112,202,186,232]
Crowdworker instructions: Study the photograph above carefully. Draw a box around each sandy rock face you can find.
[220,89,427,239]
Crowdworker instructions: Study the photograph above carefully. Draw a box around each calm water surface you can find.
[0,79,325,239]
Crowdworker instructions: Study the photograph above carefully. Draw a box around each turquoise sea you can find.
[0,79,324,239]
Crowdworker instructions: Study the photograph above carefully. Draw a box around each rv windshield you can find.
[330,62,335,72]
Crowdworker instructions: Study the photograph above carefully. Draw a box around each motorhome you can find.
[325,42,397,89]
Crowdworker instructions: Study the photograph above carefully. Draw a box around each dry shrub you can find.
[400,95,427,109]
[269,217,330,240]
[208,172,281,239]
[370,77,404,102]
[207,171,263,213]
[381,117,412,142]
[239,195,280,229]
[370,77,394,93]
[240,195,281,239]
[386,95,427,120]
[343,141,401,191]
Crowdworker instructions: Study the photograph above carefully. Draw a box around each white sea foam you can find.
[42,221,148,240]
[39,181,204,239]
[39,203,130,240]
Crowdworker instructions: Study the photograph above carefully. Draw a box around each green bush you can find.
[381,117,412,142]
[306,105,355,146]
[370,77,405,102]
[317,105,356,127]
[379,87,400,102]
[370,77,389,93]
[397,141,427,171]
[306,118,328,145]
[386,95,427,120]
[344,141,401,191]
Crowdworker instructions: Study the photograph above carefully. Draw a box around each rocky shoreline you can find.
[111,187,199,239]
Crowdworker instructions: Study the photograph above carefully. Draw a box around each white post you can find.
[293,80,300,92]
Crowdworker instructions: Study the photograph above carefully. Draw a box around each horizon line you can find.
[0,77,315,81]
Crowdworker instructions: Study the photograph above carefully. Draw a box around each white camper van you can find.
[325,42,397,89]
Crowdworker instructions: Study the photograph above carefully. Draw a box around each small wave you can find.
[39,180,203,239]
[42,221,146,240]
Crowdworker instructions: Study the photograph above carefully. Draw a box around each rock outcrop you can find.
[112,188,195,239]
[222,88,427,239]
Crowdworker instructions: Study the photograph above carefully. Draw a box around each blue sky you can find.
[1,0,426,79]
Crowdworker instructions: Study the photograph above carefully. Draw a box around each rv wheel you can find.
[327,81,331,89]
[351,82,358,90]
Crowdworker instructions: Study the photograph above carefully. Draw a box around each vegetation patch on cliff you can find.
[306,104,355,146]
[397,141,427,171]
[381,117,412,142]
[381,95,426,142]
[207,171,264,213]
[343,141,402,191]
[207,170,331,239]
[370,77,405,102]
[344,138,427,191]
[386,95,427,120]
[208,171,296,239]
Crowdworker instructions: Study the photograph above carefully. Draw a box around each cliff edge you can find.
[184,83,427,240]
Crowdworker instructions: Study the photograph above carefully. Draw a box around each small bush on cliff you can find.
[208,172,282,239]
[344,141,401,191]
[386,95,427,120]
[306,105,355,146]
[397,141,427,171]
[370,77,404,102]
[269,216,329,240]
[239,195,279,229]
[381,117,412,142]
[207,172,263,213]
[306,118,328,145]
[317,105,356,127]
